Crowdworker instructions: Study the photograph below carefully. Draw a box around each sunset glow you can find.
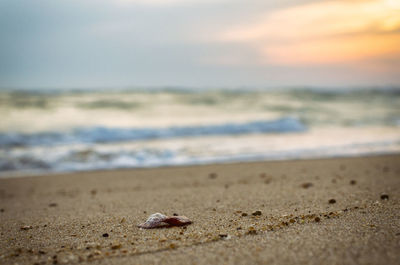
[1,0,399,87]
[220,0,400,65]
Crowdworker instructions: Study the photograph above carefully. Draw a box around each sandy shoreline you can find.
[1,155,399,264]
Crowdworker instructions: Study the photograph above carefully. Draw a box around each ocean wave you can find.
[0,117,306,148]
[1,137,399,176]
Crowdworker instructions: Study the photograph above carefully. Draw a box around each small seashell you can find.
[138,213,192,229]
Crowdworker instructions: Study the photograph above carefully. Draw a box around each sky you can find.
[0,0,399,89]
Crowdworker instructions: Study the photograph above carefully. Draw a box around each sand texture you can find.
[0,155,399,265]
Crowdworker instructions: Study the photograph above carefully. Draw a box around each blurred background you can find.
[0,0,399,176]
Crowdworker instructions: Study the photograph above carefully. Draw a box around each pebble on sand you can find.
[252,210,262,216]
[111,242,122,249]
[380,194,389,200]
[328,199,336,204]
[209,173,218,179]
[246,227,257,235]
[301,183,313,189]
[20,225,33,230]
[102,233,109,238]
[350,180,357,185]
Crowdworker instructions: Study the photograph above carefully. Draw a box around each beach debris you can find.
[264,178,272,184]
[328,199,336,204]
[219,234,231,240]
[20,225,33,230]
[246,227,257,235]
[138,213,192,229]
[301,182,313,189]
[209,173,217,179]
[380,194,389,200]
[49,203,58,207]
[102,233,109,238]
[252,210,262,216]
[350,180,357,185]
[111,242,122,249]
[241,212,248,217]
[314,217,321,222]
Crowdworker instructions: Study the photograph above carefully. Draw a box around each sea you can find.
[1,88,400,177]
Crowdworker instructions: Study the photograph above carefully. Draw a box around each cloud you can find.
[216,0,400,65]
[1,0,399,88]
[115,0,226,6]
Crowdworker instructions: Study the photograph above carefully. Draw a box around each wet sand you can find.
[0,155,399,265]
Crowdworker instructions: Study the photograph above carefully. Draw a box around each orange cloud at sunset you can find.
[220,0,400,65]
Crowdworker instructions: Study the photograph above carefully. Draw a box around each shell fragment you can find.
[138,213,192,229]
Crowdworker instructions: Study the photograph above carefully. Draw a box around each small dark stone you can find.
[218,234,228,238]
[49,203,58,207]
[38,250,46,255]
[328,199,336,204]
[241,213,248,217]
[315,217,321,222]
[350,180,357,185]
[102,233,109,238]
[246,228,257,235]
[0,208,4,212]
[380,194,389,200]
[237,227,242,230]
[301,183,313,189]
[252,210,262,216]
[209,173,217,179]
[173,213,179,216]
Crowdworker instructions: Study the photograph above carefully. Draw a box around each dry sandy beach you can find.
[0,155,399,265]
